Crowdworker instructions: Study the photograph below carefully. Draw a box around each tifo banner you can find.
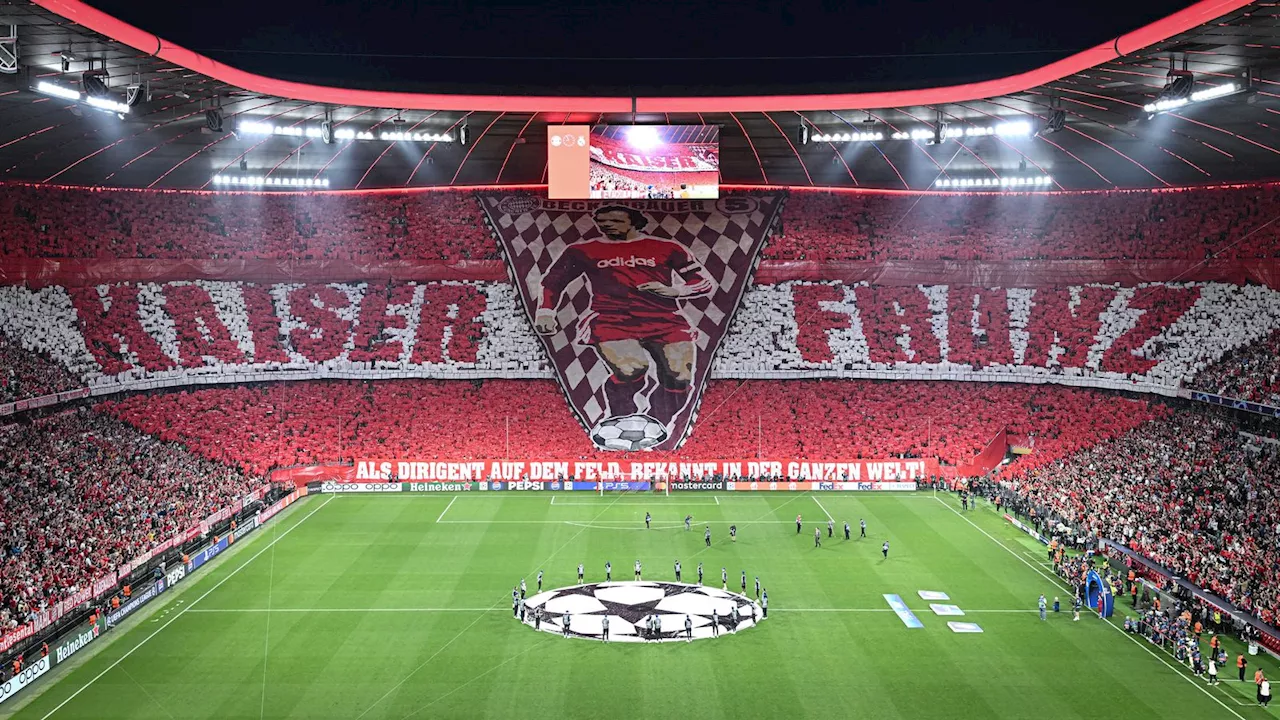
[5,279,1280,407]
[354,458,936,481]
[478,194,784,451]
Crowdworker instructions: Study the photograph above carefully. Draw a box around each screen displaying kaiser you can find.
[548,125,719,200]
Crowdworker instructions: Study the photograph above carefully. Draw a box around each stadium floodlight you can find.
[889,121,1031,142]
[811,131,883,143]
[936,175,1051,190]
[213,174,330,189]
[1143,82,1240,114]
[35,81,81,101]
[627,125,662,150]
[85,95,130,114]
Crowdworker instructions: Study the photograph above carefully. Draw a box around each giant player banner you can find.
[478,194,784,451]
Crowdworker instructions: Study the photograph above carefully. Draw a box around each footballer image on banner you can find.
[480,194,782,451]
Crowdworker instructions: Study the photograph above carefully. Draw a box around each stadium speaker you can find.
[459,121,470,146]
[205,109,223,133]
[320,121,334,144]
[797,124,809,146]
[81,71,109,97]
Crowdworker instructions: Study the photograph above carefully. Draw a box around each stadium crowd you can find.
[0,408,261,630]
[1190,328,1280,405]
[0,336,80,404]
[1000,410,1280,627]
[94,379,1158,475]
[2,183,1278,262]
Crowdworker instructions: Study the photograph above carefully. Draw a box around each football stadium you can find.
[1,0,1280,717]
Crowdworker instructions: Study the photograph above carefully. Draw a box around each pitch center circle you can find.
[518,581,765,642]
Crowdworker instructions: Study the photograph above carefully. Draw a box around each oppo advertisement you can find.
[548,125,720,200]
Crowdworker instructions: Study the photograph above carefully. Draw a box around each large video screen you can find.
[548,125,720,200]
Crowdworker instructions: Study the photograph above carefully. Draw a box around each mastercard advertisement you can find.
[548,124,720,200]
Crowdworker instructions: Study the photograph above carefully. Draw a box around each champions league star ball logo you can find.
[521,581,764,643]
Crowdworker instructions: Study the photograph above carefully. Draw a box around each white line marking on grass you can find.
[353,492,632,720]
[439,519,801,524]
[259,513,280,720]
[436,496,458,522]
[715,495,720,505]
[813,496,834,523]
[550,501,720,506]
[186,606,1038,615]
[38,495,335,720]
[933,497,1249,720]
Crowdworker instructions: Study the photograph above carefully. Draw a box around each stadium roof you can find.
[0,0,1276,191]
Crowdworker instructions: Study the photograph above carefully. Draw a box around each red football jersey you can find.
[539,235,713,321]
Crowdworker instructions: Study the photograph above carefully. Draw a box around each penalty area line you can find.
[436,496,457,522]
[36,495,336,720]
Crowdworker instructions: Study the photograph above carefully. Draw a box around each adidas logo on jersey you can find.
[596,256,657,268]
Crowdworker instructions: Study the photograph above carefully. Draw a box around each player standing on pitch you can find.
[533,206,715,430]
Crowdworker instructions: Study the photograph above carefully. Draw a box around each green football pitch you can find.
[5,491,1278,720]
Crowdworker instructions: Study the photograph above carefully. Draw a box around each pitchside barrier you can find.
[0,486,309,708]
[309,479,920,494]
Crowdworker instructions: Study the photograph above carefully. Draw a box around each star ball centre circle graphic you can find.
[518,581,765,642]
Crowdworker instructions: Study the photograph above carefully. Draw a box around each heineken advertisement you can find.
[318,481,478,494]
[53,616,106,667]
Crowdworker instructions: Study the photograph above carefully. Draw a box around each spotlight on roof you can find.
[627,125,661,150]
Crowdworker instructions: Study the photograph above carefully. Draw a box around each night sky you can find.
[86,0,1194,95]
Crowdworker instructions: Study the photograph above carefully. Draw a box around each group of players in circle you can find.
[511,560,769,642]
[508,509,894,641]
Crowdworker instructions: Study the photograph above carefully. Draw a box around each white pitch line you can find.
[813,496,835,523]
[436,496,458,522]
[38,495,336,720]
[184,606,1036,614]
[715,495,720,505]
[438,519,804,524]
[551,501,721,506]
[934,497,1248,720]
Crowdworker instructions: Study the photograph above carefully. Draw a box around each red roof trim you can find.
[32,0,1253,113]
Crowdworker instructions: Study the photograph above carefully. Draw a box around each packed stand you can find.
[96,379,1158,476]
[0,407,261,631]
[1190,328,1280,405]
[4,183,1280,262]
[1003,410,1280,627]
[772,186,1280,261]
[0,335,81,404]
[0,185,496,262]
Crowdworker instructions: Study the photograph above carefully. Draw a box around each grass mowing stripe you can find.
[352,491,634,720]
[933,496,1249,720]
[35,495,335,720]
